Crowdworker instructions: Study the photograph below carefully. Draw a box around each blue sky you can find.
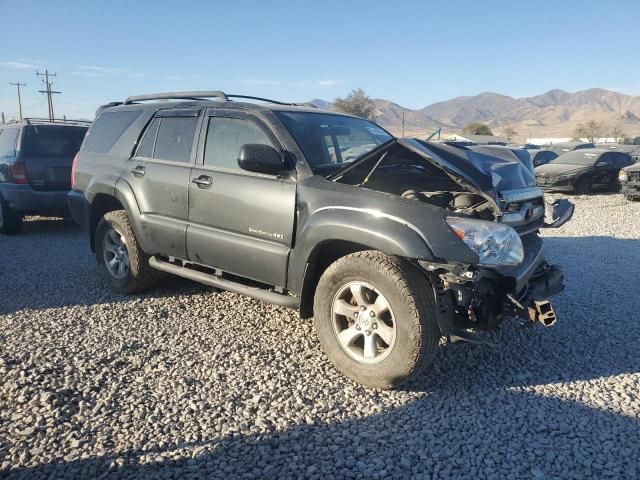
[1,0,639,120]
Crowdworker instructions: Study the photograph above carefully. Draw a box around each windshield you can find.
[21,125,88,157]
[550,151,600,166]
[275,111,393,174]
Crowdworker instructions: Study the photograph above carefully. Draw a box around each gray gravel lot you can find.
[1,194,639,479]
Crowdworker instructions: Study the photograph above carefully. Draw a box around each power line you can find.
[9,82,26,120]
[37,69,61,121]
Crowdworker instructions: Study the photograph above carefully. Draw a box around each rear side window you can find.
[152,117,198,163]
[135,118,160,158]
[204,116,274,169]
[0,128,19,158]
[83,110,141,153]
[21,125,88,157]
[611,152,631,168]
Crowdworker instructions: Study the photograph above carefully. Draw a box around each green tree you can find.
[333,88,376,120]
[461,122,493,136]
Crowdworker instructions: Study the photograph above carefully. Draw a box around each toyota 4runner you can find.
[69,91,574,389]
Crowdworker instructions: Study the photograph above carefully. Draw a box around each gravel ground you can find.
[1,194,639,479]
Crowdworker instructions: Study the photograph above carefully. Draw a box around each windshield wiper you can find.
[326,139,396,181]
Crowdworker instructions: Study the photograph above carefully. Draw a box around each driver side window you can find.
[204,116,274,170]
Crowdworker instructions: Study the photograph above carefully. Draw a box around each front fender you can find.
[287,207,435,292]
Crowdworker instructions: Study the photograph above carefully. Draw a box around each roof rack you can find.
[22,117,92,125]
[123,91,317,108]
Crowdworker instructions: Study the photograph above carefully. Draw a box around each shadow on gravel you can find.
[2,391,638,479]
[0,218,210,315]
[2,236,639,477]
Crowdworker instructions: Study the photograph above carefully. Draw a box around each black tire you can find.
[95,210,158,294]
[575,176,592,195]
[313,251,440,389]
[0,198,23,234]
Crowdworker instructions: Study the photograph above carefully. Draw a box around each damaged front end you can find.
[331,138,574,340]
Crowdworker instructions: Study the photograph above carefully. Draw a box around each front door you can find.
[592,153,616,189]
[186,109,296,287]
[121,109,201,257]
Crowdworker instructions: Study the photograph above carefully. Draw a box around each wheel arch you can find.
[292,208,436,319]
[88,179,144,252]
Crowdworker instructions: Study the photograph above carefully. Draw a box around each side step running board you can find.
[149,256,300,309]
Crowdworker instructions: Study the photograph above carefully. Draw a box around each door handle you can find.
[130,166,146,176]
[192,175,213,187]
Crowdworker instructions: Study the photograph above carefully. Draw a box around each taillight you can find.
[71,152,80,189]
[8,160,28,184]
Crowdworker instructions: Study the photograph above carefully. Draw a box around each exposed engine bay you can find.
[331,139,574,341]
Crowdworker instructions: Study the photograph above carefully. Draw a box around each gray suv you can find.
[0,118,89,233]
[69,91,574,388]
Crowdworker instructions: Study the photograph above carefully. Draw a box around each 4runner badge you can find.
[249,227,285,240]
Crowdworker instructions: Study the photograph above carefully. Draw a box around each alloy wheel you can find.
[331,281,396,363]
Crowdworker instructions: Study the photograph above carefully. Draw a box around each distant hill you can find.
[311,88,640,139]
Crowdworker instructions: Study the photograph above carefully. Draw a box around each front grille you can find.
[629,171,640,182]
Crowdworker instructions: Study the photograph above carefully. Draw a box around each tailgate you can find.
[20,124,88,192]
[23,155,74,191]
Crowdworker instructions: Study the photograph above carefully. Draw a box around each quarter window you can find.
[0,128,19,158]
[204,116,274,169]
[136,118,160,158]
[152,117,198,163]
[83,110,141,153]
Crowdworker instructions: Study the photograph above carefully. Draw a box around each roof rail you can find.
[122,91,318,108]
[23,117,92,125]
[226,95,317,108]
[123,91,228,104]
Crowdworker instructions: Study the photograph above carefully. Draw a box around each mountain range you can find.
[312,88,640,139]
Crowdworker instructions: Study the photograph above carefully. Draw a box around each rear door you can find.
[186,109,296,287]
[121,108,201,258]
[20,125,88,191]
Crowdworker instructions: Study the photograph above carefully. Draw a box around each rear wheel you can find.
[95,210,158,294]
[313,251,440,389]
[0,198,23,234]
[575,176,592,195]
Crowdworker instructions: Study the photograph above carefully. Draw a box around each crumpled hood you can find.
[398,138,537,194]
[535,163,588,177]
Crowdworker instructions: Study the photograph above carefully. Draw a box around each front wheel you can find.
[575,176,592,195]
[95,210,158,294]
[313,251,440,389]
[0,198,23,234]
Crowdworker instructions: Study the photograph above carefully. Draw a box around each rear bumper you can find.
[67,190,90,229]
[0,184,70,215]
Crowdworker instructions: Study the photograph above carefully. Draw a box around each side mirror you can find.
[237,144,284,175]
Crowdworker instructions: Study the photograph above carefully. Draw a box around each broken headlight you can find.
[446,217,524,266]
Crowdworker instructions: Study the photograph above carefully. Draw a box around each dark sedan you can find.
[527,149,558,167]
[535,149,633,194]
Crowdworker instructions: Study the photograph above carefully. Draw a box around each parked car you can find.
[69,91,573,389]
[535,149,633,194]
[548,141,595,155]
[527,149,558,167]
[596,143,640,164]
[0,118,90,233]
[619,163,640,200]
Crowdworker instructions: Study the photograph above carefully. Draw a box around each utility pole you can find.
[37,69,61,121]
[401,111,405,137]
[9,82,26,120]
[1,112,5,124]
